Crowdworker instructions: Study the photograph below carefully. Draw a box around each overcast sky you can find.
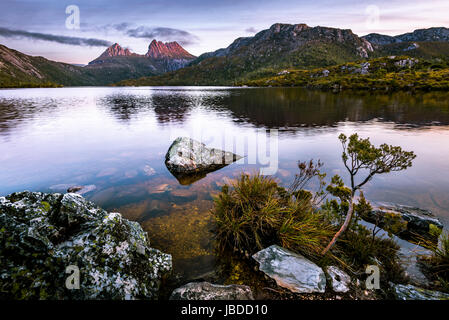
[0,0,448,64]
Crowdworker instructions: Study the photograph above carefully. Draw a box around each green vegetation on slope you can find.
[372,41,449,60]
[114,41,372,87]
[0,44,94,87]
[241,55,449,91]
[115,54,449,91]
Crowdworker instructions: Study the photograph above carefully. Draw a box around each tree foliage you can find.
[322,133,416,254]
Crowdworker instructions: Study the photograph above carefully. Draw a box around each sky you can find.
[0,0,448,64]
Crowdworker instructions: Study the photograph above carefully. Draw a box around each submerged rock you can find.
[169,282,254,300]
[393,284,449,300]
[252,245,326,293]
[0,191,171,299]
[66,184,97,195]
[363,203,443,240]
[165,137,242,184]
[398,246,433,287]
[143,165,156,176]
[325,266,351,293]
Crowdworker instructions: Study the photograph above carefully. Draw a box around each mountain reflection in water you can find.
[1,86,449,281]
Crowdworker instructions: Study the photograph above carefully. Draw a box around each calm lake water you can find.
[1,86,449,281]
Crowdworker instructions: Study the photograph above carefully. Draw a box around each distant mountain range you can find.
[1,24,449,87]
[117,24,449,86]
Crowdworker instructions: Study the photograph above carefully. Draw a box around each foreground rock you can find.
[393,284,449,300]
[252,245,326,293]
[363,203,443,240]
[165,137,242,184]
[325,266,351,293]
[170,282,254,300]
[0,191,172,299]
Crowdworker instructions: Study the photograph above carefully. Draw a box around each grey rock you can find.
[66,184,97,195]
[398,246,432,287]
[0,191,172,299]
[165,137,242,177]
[277,70,290,75]
[394,58,418,68]
[326,266,351,293]
[170,282,254,300]
[360,219,433,287]
[363,203,443,239]
[404,43,420,51]
[252,245,326,293]
[393,284,449,300]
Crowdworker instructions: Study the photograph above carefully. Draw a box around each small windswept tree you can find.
[322,133,416,255]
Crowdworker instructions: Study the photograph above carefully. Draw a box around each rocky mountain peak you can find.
[397,27,449,42]
[98,43,136,58]
[362,27,449,47]
[146,40,196,60]
[201,23,373,60]
[269,23,310,34]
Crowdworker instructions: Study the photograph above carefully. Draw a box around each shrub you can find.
[334,224,404,283]
[211,172,336,259]
[420,232,449,293]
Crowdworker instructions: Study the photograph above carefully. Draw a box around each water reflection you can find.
[3,88,449,136]
[0,98,59,137]
[209,89,449,129]
[153,94,194,125]
[1,87,449,282]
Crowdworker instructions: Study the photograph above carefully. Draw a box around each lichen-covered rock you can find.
[393,284,449,300]
[169,282,254,300]
[363,203,443,240]
[0,191,171,300]
[325,266,351,293]
[252,245,326,293]
[165,137,242,179]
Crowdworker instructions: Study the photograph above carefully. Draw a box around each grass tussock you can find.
[211,172,336,259]
[419,232,449,293]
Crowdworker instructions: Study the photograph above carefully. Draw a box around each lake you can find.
[1,86,449,281]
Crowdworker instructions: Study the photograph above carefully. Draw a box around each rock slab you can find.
[170,282,254,300]
[393,284,449,300]
[0,191,172,299]
[252,245,326,293]
[364,203,443,239]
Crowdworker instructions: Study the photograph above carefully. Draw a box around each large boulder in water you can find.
[0,191,172,299]
[252,245,326,293]
[170,282,254,300]
[165,137,242,184]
